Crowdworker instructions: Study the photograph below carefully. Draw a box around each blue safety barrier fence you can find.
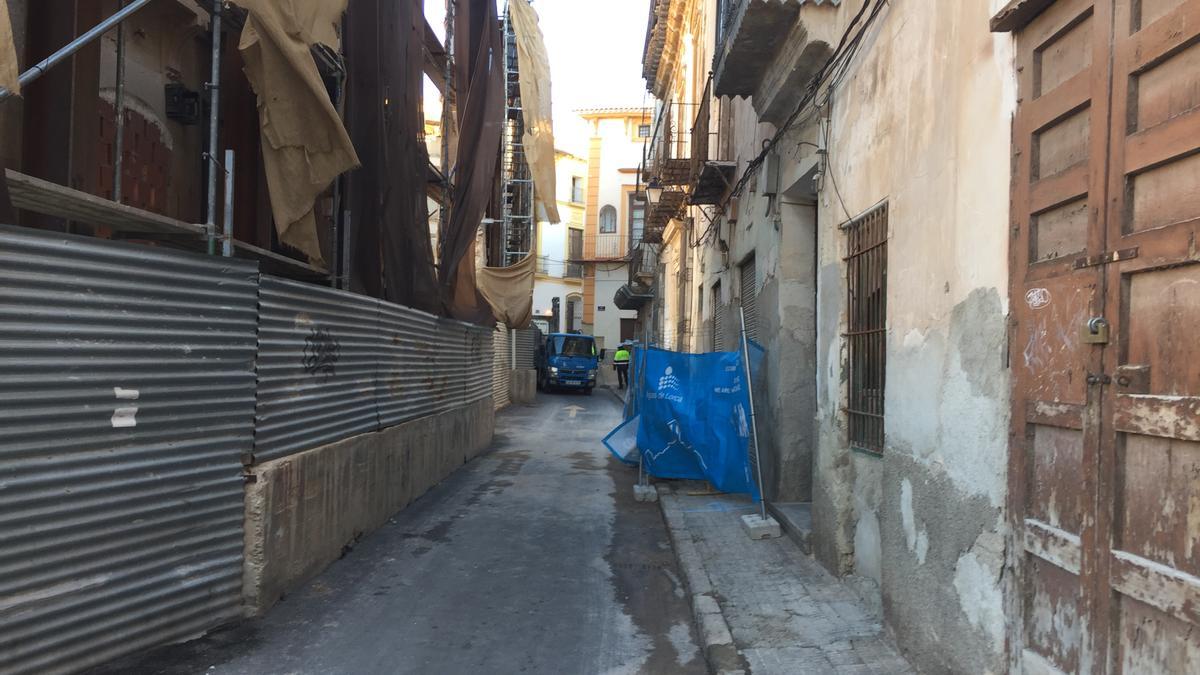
[604,343,765,500]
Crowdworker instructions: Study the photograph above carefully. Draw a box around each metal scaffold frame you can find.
[500,2,534,267]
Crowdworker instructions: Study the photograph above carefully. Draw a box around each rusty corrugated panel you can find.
[253,276,381,463]
[0,224,258,675]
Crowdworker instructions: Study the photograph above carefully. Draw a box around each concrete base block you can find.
[740,513,782,540]
[242,397,494,616]
[509,368,536,404]
[634,484,659,502]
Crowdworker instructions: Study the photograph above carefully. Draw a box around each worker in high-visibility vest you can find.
[613,344,631,390]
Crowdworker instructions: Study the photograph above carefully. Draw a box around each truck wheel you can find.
[585,387,594,396]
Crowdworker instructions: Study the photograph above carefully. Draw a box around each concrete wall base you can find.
[242,397,495,615]
[509,369,536,403]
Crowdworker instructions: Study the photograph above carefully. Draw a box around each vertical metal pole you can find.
[205,0,222,255]
[113,0,127,204]
[440,0,454,253]
[739,306,767,519]
[510,328,517,370]
[222,149,235,257]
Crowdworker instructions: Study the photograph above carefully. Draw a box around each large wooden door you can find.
[1009,1,1200,672]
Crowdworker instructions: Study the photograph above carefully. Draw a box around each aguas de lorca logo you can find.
[655,366,684,403]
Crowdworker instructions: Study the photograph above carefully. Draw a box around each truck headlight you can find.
[588,369,597,379]
[550,366,558,374]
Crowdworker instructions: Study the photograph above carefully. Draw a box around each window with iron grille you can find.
[844,203,888,454]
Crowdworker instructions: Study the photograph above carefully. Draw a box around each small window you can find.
[599,205,618,234]
[629,194,646,242]
[637,124,651,138]
[571,177,584,204]
[845,203,888,454]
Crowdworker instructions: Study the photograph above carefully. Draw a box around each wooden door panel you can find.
[1010,1,1113,672]
[1010,0,1200,671]
[1102,1,1200,672]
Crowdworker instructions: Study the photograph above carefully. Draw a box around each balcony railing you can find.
[629,243,658,281]
[538,255,583,279]
[643,100,699,187]
[689,79,736,205]
[576,234,630,261]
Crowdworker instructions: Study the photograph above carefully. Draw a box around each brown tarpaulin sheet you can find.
[343,0,440,312]
[509,0,558,224]
[234,0,359,268]
[477,253,535,328]
[0,0,17,95]
[439,0,504,324]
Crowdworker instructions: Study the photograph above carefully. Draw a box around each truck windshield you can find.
[551,336,595,357]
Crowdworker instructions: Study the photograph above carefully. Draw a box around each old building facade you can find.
[531,148,587,333]
[641,0,1200,672]
[576,107,651,351]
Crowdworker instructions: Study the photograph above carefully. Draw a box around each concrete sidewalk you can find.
[658,484,914,675]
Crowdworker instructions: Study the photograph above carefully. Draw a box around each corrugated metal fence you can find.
[0,229,497,674]
[493,324,511,410]
[253,276,494,464]
[514,327,539,369]
[0,225,258,675]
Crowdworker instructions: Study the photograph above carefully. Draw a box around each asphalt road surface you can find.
[94,391,705,675]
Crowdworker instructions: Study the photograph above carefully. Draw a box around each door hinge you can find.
[1086,372,1112,385]
[1073,247,1138,269]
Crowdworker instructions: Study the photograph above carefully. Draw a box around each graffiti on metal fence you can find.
[303,326,341,379]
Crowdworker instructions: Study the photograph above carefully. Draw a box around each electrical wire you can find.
[693,0,889,247]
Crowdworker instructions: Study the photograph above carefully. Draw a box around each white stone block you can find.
[634,484,659,502]
[740,513,781,540]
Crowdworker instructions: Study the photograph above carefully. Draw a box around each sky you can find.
[424,0,652,157]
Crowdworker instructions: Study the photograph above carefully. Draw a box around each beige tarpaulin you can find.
[508,0,559,224]
[233,0,359,267]
[477,252,535,329]
[0,0,18,95]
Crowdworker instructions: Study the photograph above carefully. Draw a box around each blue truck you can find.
[536,333,603,395]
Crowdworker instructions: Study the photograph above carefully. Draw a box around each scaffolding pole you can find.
[204,0,222,255]
[0,0,157,101]
[113,0,128,203]
[500,2,533,267]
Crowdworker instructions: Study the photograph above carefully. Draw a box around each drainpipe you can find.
[204,0,223,255]
[0,0,156,101]
[113,0,128,203]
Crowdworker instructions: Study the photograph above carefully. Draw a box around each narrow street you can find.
[95,392,706,675]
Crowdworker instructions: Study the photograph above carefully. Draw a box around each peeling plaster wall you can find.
[809,1,1017,673]
[691,94,819,502]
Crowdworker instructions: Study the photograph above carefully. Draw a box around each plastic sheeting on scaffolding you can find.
[442,0,504,323]
[0,0,17,95]
[508,0,559,224]
[233,0,360,268]
[477,252,535,328]
[604,345,765,500]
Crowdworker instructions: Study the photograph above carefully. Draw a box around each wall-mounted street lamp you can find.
[646,177,664,206]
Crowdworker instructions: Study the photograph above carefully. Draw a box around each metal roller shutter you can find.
[740,255,759,343]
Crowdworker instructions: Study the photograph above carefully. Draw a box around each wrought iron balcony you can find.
[571,234,630,261]
[712,0,838,126]
[643,100,698,188]
[537,255,584,279]
[689,83,737,206]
